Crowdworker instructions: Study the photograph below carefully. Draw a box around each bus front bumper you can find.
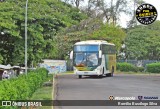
[74,71,100,76]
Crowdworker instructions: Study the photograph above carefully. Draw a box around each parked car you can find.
[2,70,10,79]
[0,64,14,80]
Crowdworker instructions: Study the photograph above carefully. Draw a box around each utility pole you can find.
[25,0,28,74]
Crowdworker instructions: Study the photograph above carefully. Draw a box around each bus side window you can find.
[102,44,116,54]
[110,46,116,54]
[102,44,105,54]
[107,45,111,54]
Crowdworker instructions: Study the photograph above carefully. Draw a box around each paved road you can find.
[54,74,160,109]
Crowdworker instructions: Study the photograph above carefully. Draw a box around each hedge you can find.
[146,62,160,73]
[117,62,144,72]
[137,67,144,72]
[0,68,48,109]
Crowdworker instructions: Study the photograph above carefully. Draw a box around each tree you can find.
[125,21,160,60]
[63,0,84,8]
[127,0,145,28]
[0,54,3,64]
[0,0,87,66]
[88,23,126,50]
[80,0,129,26]
[56,18,126,60]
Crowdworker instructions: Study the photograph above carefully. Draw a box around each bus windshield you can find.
[74,45,99,52]
[73,45,99,67]
[74,52,99,67]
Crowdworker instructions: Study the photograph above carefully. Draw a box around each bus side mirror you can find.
[70,51,73,59]
[99,50,102,58]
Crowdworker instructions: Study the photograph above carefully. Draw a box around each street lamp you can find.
[25,0,28,74]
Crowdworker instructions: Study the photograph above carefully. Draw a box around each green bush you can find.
[137,67,144,72]
[117,62,138,72]
[0,68,48,101]
[146,62,160,73]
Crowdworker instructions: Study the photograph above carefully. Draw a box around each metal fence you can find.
[117,60,160,67]
[66,59,73,71]
[66,59,160,71]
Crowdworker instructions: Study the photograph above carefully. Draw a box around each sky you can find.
[79,0,160,28]
[119,0,160,27]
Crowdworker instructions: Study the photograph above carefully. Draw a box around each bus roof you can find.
[74,40,115,46]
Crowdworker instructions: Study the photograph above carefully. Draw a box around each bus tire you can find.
[110,66,114,77]
[98,75,103,78]
[78,75,82,79]
[102,67,104,75]
[98,68,104,78]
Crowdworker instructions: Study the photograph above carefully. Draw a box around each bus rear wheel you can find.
[78,75,82,79]
[110,67,114,77]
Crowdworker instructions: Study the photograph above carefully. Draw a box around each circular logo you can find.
[138,96,143,100]
[136,3,158,25]
[109,96,114,100]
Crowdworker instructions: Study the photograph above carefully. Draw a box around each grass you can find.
[31,87,53,100]
[58,71,152,76]
[57,71,74,75]
[63,70,156,75]
[30,74,54,109]
[58,70,160,76]
[115,70,160,75]
[64,71,74,74]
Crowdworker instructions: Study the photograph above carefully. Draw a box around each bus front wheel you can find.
[78,75,82,79]
[98,68,104,78]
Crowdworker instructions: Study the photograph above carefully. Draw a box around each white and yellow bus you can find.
[70,40,116,78]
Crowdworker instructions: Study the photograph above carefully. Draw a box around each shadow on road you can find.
[78,75,113,79]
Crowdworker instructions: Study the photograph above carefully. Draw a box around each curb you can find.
[115,73,160,76]
[53,74,58,109]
